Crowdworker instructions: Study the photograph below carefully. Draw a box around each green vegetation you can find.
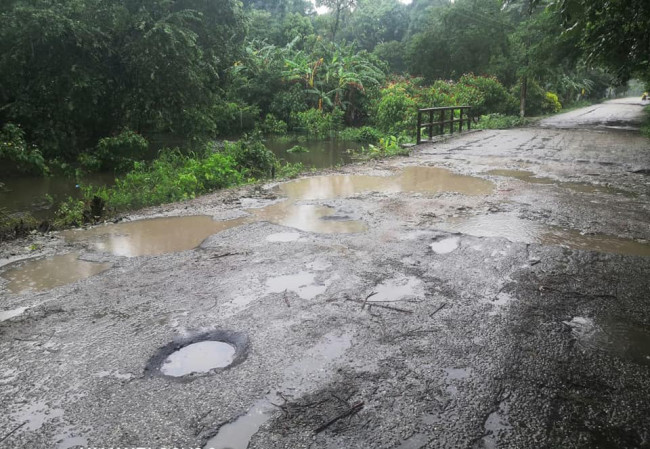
[2,0,648,233]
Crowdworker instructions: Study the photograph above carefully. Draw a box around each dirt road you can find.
[1,99,649,449]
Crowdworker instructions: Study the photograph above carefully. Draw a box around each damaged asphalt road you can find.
[1,98,649,449]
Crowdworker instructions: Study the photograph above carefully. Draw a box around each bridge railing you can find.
[416,106,472,144]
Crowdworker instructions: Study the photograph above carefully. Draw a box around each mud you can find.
[0,253,111,294]
[1,99,649,449]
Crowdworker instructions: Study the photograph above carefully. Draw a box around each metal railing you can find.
[416,106,472,144]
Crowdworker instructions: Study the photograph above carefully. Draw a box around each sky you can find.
[313,0,413,15]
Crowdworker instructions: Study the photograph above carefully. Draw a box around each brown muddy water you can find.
[438,215,650,257]
[63,215,251,257]
[486,169,634,197]
[280,166,494,200]
[266,138,362,168]
[0,253,111,294]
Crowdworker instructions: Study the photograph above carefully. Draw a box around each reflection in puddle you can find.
[161,341,236,377]
[430,237,460,254]
[204,332,352,449]
[481,400,511,449]
[11,400,64,432]
[487,169,634,197]
[265,271,327,300]
[266,232,301,242]
[438,215,650,257]
[0,307,28,321]
[564,317,650,365]
[280,166,494,200]
[369,276,422,302]
[64,215,250,257]
[252,202,367,234]
[1,253,111,294]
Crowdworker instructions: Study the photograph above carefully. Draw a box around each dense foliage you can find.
[2,0,647,231]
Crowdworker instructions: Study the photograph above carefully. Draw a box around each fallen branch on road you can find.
[314,402,364,434]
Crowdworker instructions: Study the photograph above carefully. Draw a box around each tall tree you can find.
[315,0,356,39]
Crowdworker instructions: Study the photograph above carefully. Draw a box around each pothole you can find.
[279,166,494,200]
[0,253,111,294]
[145,331,248,379]
[437,214,650,257]
[486,169,634,197]
[63,215,250,257]
[430,236,460,254]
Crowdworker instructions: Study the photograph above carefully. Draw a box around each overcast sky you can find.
[313,0,413,15]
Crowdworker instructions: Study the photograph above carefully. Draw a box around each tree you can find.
[315,0,356,39]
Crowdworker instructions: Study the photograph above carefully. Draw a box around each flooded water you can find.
[63,216,250,257]
[481,400,512,449]
[266,138,361,168]
[280,166,494,200]
[438,215,650,257]
[369,275,422,302]
[486,169,633,197]
[252,202,367,234]
[0,173,115,218]
[161,341,236,377]
[0,253,111,294]
[204,332,352,449]
[564,317,650,365]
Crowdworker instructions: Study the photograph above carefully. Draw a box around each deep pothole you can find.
[145,330,248,379]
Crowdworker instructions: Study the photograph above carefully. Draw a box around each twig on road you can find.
[0,422,26,444]
[429,302,447,317]
[314,402,364,434]
[361,291,377,310]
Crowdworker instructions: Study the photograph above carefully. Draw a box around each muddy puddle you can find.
[0,253,111,294]
[63,215,250,257]
[265,271,328,300]
[486,169,634,197]
[437,215,650,257]
[564,317,650,365]
[369,275,422,302]
[161,341,236,376]
[0,306,28,321]
[251,202,367,234]
[280,166,494,200]
[204,332,352,449]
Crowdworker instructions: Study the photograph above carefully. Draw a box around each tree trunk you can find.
[519,75,527,118]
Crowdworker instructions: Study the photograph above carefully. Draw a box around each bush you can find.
[93,130,149,172]
[544,92,562,113]
[476,113,530,129]
[373,84,418,135]
[291,109,344,137]
[353,135,410,160]
[221,133,277,179]
[338,126,382,144]
[256,114,288,135]
[458,74,518,116]
[0,123,48,176]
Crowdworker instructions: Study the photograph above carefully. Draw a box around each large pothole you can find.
[145,330,249,380]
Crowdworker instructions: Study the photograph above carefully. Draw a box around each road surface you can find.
[1,99,649,449]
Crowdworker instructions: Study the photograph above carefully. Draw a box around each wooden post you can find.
[459,109,463,133]
[428,110,434,140]
[417,110,422,144]
[439,109,444,135]
[450,108,454,135]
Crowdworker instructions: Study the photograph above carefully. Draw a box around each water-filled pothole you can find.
[437,214,650,257]
[0,253,111,294]
[486,169,634,197]
[279,166,494,200]
[564,317,650,365]
[145,330,248,379]
[64,215,250,257]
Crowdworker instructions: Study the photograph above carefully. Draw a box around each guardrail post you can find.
[417,110,422,144]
